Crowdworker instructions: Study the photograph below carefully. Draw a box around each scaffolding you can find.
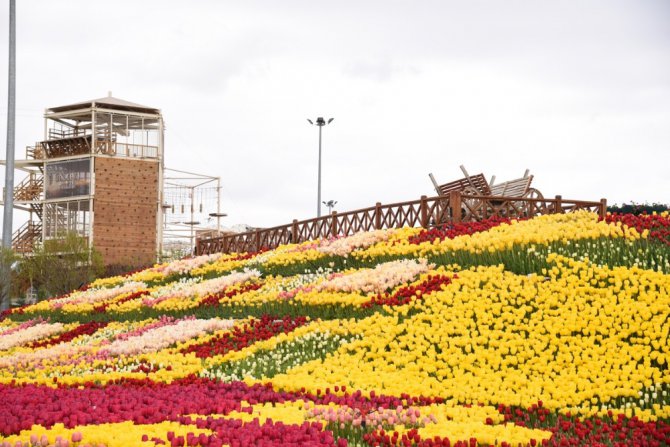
[161,168,224,260]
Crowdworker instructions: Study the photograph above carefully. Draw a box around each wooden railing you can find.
[24,140,159,160]
[26,142,46,160]
[95,140,159,159]
[196,192,607,255]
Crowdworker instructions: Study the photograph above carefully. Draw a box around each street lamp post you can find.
[1,0,17,311]
[322,200,338,214]
[307,117,334,217]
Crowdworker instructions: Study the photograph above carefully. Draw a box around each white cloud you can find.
[1,0,669,233]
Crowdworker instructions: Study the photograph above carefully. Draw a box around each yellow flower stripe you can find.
[129,269,166,283]
[414,403,551,446]
[202,317,364,368]
[271,257,670,420]
[204,399,552,446]
[2,421,211,447]
[354,211,643,260]
[88,274,127,289]
[190,258,250,277]
[58,289,148,314]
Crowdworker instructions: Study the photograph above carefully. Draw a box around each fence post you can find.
[222,236,229,254]
[420,195,428,228]
[375,202,382,229]
[255,231,261,253]
[599,198,607,219]
[291,219,298,243]
[331,211,338,237]
[554,195,562,214]
[449,190,461,224]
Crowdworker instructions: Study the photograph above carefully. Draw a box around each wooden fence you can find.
[195,191,607,255]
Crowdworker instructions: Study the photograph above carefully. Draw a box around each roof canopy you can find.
[48,95,160,115]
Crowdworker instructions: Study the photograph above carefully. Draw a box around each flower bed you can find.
[1,212,669,446]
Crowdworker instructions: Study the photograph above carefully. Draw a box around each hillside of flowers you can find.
[1,210,669,447]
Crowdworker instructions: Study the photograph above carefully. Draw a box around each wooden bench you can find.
[429,171,491,196]
[428,166,493,222]
[429,167,548,221]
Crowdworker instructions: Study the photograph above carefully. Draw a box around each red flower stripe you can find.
[0,378,293,436]
[0,378,444,437]
[499,402,670,447]
[408,216,514,245]
[165,415,340,447]
[605,213,670,246]
[362,275,455,308]
[180,315,308,358]
[198,283,263,307]
[93,289,150,313]
[227,249,267,262]
[27,321,109,349]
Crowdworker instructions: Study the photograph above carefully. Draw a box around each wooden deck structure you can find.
[196,192,607,255]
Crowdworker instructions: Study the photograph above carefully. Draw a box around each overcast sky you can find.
[1,0,669,231]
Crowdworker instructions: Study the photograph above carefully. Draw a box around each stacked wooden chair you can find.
[428,166,547,222]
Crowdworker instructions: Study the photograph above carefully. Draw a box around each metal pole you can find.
[317,125,322,218]
[190,186,195,253]
[216,177,221,233]
[2,0,17,311]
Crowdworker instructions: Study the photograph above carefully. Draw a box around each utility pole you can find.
[1,0,17,311]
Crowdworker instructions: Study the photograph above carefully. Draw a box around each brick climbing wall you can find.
[93,157,159,267]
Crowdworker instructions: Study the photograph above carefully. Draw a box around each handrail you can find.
[12,172,43,201]
[25,139,159,160]
[95,140,159,159]
[196,192,607,256]
[12,221,42,254]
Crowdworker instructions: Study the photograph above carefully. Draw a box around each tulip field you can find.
[1,210,670,446]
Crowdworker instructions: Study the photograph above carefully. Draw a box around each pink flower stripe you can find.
[316,259,430,294]
[98,318,234,357]
[278,285,315,300]
[0,318,43,337]
[317,229,392,256]
[0,322,66,351]
[142,280,200,308]
[150,253,222,276]
[51,281,147,310]
[306,402,436,428]
[0,338,91,370]
[28,321,109,349]
[142,270,260,308]
[114,315,186,341]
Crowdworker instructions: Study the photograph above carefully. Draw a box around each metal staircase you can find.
[12,221,42,254]
[13,172,43,201]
